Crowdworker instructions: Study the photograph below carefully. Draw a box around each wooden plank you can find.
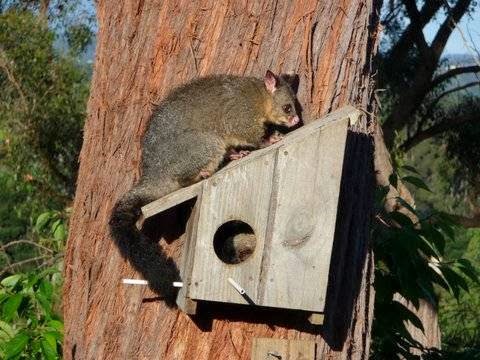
[176,188,203,314]
[258,118,349,312]
[252,338,316,360]
[141,181,202,219]
[187,149,277,305]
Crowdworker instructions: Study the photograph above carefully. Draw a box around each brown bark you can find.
[63,1,381,359]
[394,296,441,353]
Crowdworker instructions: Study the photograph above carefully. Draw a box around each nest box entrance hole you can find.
[213,220,257,264]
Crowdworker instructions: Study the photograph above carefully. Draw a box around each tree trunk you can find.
[63,1,381,359]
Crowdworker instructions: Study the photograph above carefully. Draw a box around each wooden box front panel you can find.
[187,150,276,304]
[186,116,349,312]
[258,119,349,311]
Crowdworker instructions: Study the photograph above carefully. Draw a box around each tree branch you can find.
[431,65,480,89]
[420,81,480,124]
[402,0,431,56]
[0,255,49,276]
[388,0,443,61]
[0,49,29,112]
[431,0,472,58]
[400,113,477,151]
[1,240,54,253]
[429,81,480,107]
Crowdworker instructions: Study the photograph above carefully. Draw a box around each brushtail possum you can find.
[109,71,300,298]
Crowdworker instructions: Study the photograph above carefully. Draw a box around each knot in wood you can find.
[282,209,314,247]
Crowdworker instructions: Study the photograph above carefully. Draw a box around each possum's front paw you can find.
[228,149,251,160]
[262,132,284,146]
[199,169,213,179]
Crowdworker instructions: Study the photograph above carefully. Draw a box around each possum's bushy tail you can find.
[109,182,181,306]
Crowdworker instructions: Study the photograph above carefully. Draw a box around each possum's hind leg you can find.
[174,131,227,184]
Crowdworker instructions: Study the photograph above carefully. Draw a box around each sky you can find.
[424,5,480,55]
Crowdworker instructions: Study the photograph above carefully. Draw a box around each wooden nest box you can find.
[141,106,360,324]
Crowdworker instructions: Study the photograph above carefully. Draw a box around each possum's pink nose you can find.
[288,115,300,127]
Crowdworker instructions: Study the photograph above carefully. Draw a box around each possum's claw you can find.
[229,150,251,160]
[263,132,284,145]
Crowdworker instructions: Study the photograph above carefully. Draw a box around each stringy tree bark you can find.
[63,1,382,359]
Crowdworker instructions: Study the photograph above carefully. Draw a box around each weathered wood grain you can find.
[176,189,203,315]
[142,182,202,219]
[259,118,349,312]
[188,150,277,304]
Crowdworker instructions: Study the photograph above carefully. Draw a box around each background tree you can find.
[0,0,94,266]
[63,0,381,359]
[0,2,93,358]
[374,0,480,356]
[378,0,480,224]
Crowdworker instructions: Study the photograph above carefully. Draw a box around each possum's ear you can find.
[264,70,277,93]
[280,73,300,94]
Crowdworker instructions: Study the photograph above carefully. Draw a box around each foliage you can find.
[439,229,480,354]
[0,4,92,359]
[445,115,480,190]
[0,7,92,254]
[0,268,63,359]
[0,10,91,197]
[376,2,480,355]
[371,167,479,359]
[401,138,480,355]
[0,209,66,360]
[1,209,67,285]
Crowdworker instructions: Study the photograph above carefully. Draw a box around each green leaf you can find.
[44,330,63,342]
[50,219,62,234]
[389,211,414,228]
[389,173,398,189]
[456,259,479,284]
[47,320,64,333]
[401,176,431,192]
[39,279,53,300]
[41,332,58,360]
[437,221,455,240]
[375,185,390,205]
[400,165,421,175]
[35,212,52,232]
[53,223,66,241]
[31,338,42,355]
[441,266,469,298]
[418,236,440,258]
[0,275,22,288]
[0,320,15,339]
[2,294,23,321]
[395,197,417,217]
[420,224,445,255]
[4,332,28,359]
[416,276,436,306]
[36,293,52,318]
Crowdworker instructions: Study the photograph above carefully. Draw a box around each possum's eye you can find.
[282,104,292,114]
